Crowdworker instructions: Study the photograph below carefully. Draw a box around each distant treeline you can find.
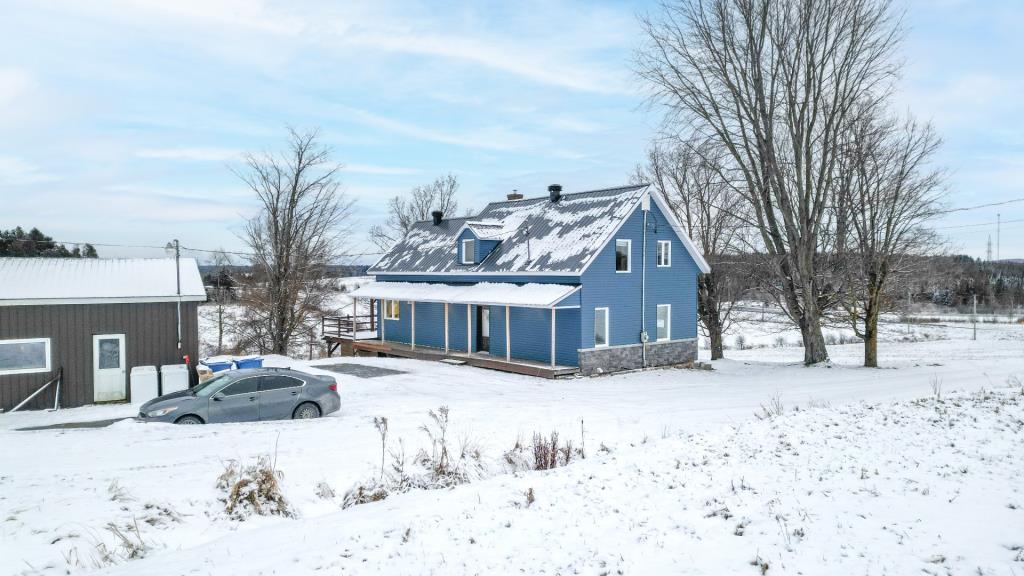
[908,255,1024,311]
[198,264,368,278]
[0,227,98,258]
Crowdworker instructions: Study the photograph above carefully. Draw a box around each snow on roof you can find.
[0,257,207,306]
[350,281,580,308]
[370,185,649,275]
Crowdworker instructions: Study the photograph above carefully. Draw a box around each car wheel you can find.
[175,415,204,425]
[293,402,320,420]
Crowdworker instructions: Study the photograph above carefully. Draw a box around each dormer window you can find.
[461,239,474,264]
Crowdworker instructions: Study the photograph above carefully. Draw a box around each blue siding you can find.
[378,299,412,344]
[579,202,700,349]
[412,302,446,349]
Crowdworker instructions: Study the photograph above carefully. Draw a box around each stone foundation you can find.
[577,338,697,376]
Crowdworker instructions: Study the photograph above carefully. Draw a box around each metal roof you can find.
[369,185,649,275]
[0,257,207,306]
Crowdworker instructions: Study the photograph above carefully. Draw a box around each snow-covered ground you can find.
[2,318,1022,575]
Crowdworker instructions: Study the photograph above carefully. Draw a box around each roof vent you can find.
[507,189,523,201]
[431,210,443,226]
[548,184,562,203]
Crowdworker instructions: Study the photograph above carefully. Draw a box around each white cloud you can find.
[136,147,241,161]
[334,105,546,151]
[0,156,59,185]
[342,163,422,176]
[0,68,35,108]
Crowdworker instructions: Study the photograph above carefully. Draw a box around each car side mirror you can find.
[212,394,223,402]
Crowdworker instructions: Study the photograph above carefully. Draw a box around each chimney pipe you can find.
[548,184,562,203]
[431,210,443,225]
[506,189,523,201]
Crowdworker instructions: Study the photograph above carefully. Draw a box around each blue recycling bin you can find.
[203,361,233,372]
[234,357,264,369]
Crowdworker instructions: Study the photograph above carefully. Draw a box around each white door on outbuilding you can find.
[93,334,126,402]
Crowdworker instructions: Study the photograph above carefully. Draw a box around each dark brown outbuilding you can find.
[0,258,205,411]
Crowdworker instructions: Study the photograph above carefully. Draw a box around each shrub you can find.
[219,456,294,520]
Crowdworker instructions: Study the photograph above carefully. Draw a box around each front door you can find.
[477,306,490,353]
[208,377,260,422]
[93,334,126,402]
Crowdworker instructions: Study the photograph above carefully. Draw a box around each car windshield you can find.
[191,373,233,398]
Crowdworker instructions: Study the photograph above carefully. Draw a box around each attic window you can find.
[657,240,671,267]
[461,239,474,264]
[615,239,631,273]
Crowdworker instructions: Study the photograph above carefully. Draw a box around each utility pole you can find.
[166,239,182,350]
[972,294,977,341]
[997,213,1001,261]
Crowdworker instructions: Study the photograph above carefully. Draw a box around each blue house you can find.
[348,184,710,376]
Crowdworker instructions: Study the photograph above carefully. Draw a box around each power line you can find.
[933,217,1024,230]
[4,238,384,259]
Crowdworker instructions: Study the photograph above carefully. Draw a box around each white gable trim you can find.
[577,189,711,275]
[649,191,711,274]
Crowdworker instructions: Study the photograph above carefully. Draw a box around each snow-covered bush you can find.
[218,456,294,520]
[342,406,484,509]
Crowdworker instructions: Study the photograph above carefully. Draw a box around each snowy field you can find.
[1,317,1022,575]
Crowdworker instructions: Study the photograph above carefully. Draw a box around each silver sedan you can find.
[137,368,341,424]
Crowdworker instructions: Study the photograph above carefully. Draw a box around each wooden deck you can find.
[351,340,579,379]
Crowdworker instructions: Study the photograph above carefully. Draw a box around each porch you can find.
[351,339,579,379]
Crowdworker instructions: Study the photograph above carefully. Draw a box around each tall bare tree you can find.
[637,140,745,359]
[234,128,354,355]
[836,107,944,367]
[369,173,461,251]
[208,249,234,355]
[637,0,903,365]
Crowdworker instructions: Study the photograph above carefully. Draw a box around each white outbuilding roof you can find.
[0,257,207,306]
[349,281,581,308]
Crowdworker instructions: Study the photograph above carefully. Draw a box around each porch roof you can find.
[349,281,580,308]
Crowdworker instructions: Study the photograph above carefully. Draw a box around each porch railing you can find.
[322,314,377,339]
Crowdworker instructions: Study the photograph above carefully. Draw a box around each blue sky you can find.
[1,0,1022,262]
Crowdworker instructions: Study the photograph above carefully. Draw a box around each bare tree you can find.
[369,173,461,251]
[636,140,745,360]
[637,0,903,365]
[836,107,944,367]
[234,128,354,355]
[209,249,234,355]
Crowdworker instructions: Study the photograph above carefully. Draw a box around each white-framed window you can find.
[656,304,671,341]
[615,239,631,273]
[461,239,474,264]
[0,337,52,375]
[657,240,671,267]
[594,307,609,347]
[383,299,401,321]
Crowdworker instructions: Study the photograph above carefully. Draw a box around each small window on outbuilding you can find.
[615,239,631,273]
[384,299,401,320]
[657,240,671,267]
[0,338,51,375]
[461,239,474,264]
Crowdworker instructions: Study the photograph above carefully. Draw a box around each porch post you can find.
[380,300,385,342]
[550,307,556,367]
[351,296,357,338]
[466,304,472,353]
[444,302,449,354]
[505,305,511,362]
[411,301,416,350]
